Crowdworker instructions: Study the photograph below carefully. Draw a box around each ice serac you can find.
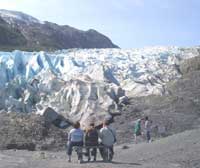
[0,46,199,125]
[36,75,122,127]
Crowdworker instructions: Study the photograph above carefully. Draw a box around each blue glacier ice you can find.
[0,46,199,95]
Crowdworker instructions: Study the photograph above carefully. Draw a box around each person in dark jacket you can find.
[85,123,99,161]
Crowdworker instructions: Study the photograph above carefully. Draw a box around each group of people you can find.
[134,116,152,143]
[67,120,116,163]
[66,116,152,163]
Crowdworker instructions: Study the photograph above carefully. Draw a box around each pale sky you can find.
[0,0,200,48]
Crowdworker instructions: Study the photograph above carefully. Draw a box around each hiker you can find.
[67,121,84,162]
[144,116,152,143]
[134,119,142,144]
[85,123,99,161]
[99,120,116,161]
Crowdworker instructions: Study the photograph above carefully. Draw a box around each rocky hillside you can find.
[0,113,67,151]
[0,9,118,51]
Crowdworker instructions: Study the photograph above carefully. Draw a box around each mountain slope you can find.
[0,17,27,49]
[0,9,118,51]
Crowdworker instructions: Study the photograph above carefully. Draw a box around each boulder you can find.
[43,107,72,128]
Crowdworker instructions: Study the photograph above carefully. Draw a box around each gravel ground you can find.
[0,128,200,168]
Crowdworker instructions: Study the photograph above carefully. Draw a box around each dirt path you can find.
[0,128,200,168]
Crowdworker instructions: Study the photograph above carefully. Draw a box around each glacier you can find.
[0,46,199,126]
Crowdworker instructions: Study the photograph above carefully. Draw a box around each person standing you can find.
[134,119,142,144]
[85,123,99,161]
[99,120,116,161]
[144,116,152,143]
[67,121,84,162]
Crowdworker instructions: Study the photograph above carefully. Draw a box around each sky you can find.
[0,0,200,48]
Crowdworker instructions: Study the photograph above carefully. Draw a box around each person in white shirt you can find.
[67,121,84,162]
[99,120,116,161]
[144,116,152,143]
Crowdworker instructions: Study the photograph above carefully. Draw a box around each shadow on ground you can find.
[80,160,142,166]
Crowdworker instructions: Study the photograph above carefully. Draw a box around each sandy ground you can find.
[0,128,200,168]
